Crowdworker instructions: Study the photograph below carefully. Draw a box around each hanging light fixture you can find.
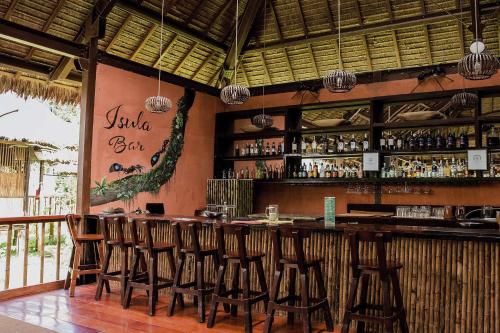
[457,0,498,80]
[450,91,478,109]
[145,0,172,113]
[252,0,273,129]
[220,0,250,105]
[323,0,356,92]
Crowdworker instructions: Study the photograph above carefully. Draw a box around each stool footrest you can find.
[270,297,328,313]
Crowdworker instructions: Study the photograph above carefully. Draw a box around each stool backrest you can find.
[130,218,157,253]
[100,215,127,245]
[215,223,250,263]
[269,225,311,272]
[172,219,202,256]
[65,214,81,243]
[345,228,392,274]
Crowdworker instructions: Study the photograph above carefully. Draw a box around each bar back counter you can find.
[105,215,499,333]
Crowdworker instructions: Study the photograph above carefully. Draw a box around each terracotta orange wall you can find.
[225,73,500,214]
[90,64,223,215]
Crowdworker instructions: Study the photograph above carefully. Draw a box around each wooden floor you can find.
[0,284,342,333]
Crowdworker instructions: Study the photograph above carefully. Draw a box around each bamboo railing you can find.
[0,215,67,291]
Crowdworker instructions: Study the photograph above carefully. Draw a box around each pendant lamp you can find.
[145,0,172,113]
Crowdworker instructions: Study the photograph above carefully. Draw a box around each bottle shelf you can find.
[379,148,469,156]
[300,124,370,134]
[217,130,286,141]
[219,155,284,161]
[252,177,500,186]
[373,118,475,130]
[286,152,364,158]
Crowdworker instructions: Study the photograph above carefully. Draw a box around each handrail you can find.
[0,215,65,225]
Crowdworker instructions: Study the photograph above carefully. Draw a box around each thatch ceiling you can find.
[0,0,499,103]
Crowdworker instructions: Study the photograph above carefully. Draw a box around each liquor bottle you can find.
[271,142,276,155]
[426,133,434,150]
[387,132,395,150]
[338,135,345,153]
[222,169,227,179]
[362,133,369,151]
[444,159,451,177]
[325,164,331,178]
[293,165,298,178]
[235,144,240,157]
[338,163,345,178]
[436,131,445,149]
[396,134,403,150]
[487,127,499,147]
[408,132,416,151]
[244,167,250,179]
[418,133,425,150]
[246,144,251,156]
[459,130,468,149]
[350,134,357,152]
[265,142,271,155]
[381,162,387,178]
[311,137,318,153]
[446,131,456,149]
[379,133,387,150]
[431,159,438,178]
[302,163,307,178]
[438,159,444,178]
[307,163,313,178]
[277,141,283,155]
[451,157,458,177]
[322,134,329,154]
[301,137,307,154]
[292,137,298,153]
[328,137,336,153]
[313,163,319,178]
[332,162,338,178]
[319,163,325,178]
[357,163,363,178]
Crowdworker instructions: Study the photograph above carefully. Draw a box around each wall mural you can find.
[90,88,196,206]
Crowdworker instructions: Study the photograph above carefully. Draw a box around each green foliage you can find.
[0,235,66,257]
[93,177,109,196]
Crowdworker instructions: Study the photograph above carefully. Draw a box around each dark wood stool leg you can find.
[263,269,283,333]
[64,245,75,290]
[242,266,252,333]
[95,244,112,301]
[313,263,334,332]
[287,267,297,325]
[123,251,140,309]
[390,271,409,333]
[207,260,227,328]
[255,258,269,312]
[196,259,206,322]
[119,247,129,306]
[213,253,230,313]
[300,272,312,333]
[341,275,360,333]
[356,274,369,333]
[167,254,185,316]
[230,262,240,316]
[147,253,158,316]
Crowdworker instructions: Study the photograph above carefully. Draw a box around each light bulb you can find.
[470,41,485,54]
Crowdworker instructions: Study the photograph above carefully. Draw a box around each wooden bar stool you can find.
[95,215,132,305]
[341,228,409,333]
[167,219,219,323]
[207,223,269,333]
[65,214,105,297]
[263,225,333,333]
[123,218,176,316]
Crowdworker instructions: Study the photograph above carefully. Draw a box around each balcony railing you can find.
[0,215,71,292]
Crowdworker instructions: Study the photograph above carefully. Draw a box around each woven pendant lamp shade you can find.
[450,92,478,109]
[323,69,357,93]
[220,84,251,105]
[252,113,273,129]
[458,50,499,80]
[145,96,172,113]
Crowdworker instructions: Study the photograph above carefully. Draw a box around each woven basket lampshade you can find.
[220,84,251,105]
[145,96,172,113]
[252,113,273,129]
[323,69,357,93]
[458,48,499,80]
[450,92,478,109]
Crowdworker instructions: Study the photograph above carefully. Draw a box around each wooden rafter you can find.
[239,59,250,87]
[391,30,402,67]
[260,52,272,85]
[208,66,222,86]
[353,0,363,26]
[25,0,66,60]
[269,1,283,40]
[360,35,372,71]
[173,42,199,75]
[3,0,19,20]
[191,50,215,80]
[283,48,295,81]
[307,43,320,77]
[294,0,308,35]
[130,23,157,61]
[186,0,209,25]
[386,0,394,20]
[457,21,465,58]
[106,15,133,52]
[206,0,232,33]
[420,0,426,15]
[153,34,178,68]
[323,0,334,31]
[422,25,433,64]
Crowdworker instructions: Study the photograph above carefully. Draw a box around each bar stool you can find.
[95,215,133,304]
[167,219,219,323]
[123,218,176,316]
[207,223,269,333]
[341,228,409,333]
[65,214,105,297]
[263,225,333,333]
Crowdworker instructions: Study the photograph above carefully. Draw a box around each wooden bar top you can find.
[106,213,500,242]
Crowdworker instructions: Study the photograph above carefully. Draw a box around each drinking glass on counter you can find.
[266,204,279,222]
[456,205,466,220]
[482,205,494,218]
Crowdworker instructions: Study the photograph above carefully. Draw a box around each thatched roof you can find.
[0,0,499,97]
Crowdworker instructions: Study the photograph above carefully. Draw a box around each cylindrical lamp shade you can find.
[145,96,172,113]
[458,51,499,80]
[450,92,478,109]
[220,84,251,105]
[252,114,273,129]
[323,69,356,93]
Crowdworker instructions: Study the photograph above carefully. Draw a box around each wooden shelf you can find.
[478,115,500,123]
[373,118,475,129]
[252,177,499,186]
[217,130,286,141]
[379,148,469,156]
[293,152,363,158]
[219,155,284,161]
[300,124,370,134]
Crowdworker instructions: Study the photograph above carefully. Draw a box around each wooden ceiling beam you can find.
[106,15,133,52]
[130,23,157,61]
[307,43,320,77]
[173,42,199,75]
[25,0,66,60]
[391,30,402,67]
[206,0,232,33]
[239,59,250,87]
[323,0,334,31]
[283,48,295,81]
[422,25,433,65]
[3,0,19,20]
[153,34,178,68]
[360,35,372,71]
[269,1,283,40]
[457,21,465,57]
[117,0,226,53]
[353,0,363,26]
[294,0,308,36]
[386,0,394,20]
[186,0,209,25]
[260,52,272,85]
[191,50,215,80]
[243,2,500,54]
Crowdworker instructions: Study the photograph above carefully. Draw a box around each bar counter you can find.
[107,214,500,333]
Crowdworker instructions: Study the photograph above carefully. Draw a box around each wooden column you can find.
[76,36,98,214]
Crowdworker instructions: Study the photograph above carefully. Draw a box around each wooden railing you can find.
[0,215,68,291]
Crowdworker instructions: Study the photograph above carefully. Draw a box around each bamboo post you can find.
[4,224,13,289]
[23,223,29,286]
[56,221,62,280]
[39,222,45,283]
